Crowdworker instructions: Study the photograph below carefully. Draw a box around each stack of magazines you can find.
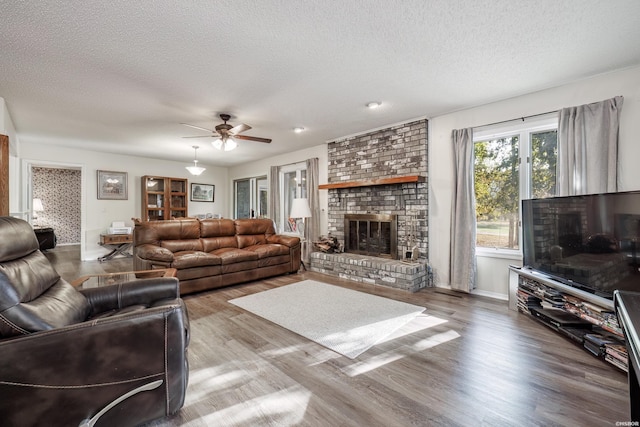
[517,289,541,313]
[605,344,629,372]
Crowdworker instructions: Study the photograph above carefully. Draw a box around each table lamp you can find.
[290,198,312,269]
[290,198,311,236]
[33,198,44,226]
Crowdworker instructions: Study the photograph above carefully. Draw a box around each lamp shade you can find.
[33,198,44,212]
[186,146,206,175]
[186,165,205,175]
[212,137,237,151]
[290,198,311,218]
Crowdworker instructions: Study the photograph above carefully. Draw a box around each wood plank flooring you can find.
[47,245,631,426]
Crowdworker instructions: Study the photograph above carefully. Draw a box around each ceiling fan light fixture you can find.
[186,146,206,176]
[183,113,271,147]
[224,137,237,151]
[213,136,237,151]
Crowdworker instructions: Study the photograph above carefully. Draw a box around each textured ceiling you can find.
[1,1,639,166]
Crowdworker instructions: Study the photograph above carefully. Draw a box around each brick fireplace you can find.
[310,119,432,292]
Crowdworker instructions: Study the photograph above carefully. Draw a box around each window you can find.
[279,162,307,232]
[234,176,267,219]
[474,116,557,250]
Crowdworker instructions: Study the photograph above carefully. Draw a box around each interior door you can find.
[234,176,268,219]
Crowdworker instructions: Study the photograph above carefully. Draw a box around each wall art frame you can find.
[97,170,128,200]
[191,183,214,202]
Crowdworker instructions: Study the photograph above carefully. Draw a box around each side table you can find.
[98,233,133,262]
[281,231,306,271]
[34,227,56,251]
[71,268,177,289]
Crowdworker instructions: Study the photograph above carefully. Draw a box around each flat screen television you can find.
[522,190,640,301]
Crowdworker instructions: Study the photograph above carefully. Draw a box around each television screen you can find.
[522,191,640,300]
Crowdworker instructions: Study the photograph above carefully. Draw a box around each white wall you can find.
[19,141,228,260]
[228,143,329,234]
[429,65,640,299]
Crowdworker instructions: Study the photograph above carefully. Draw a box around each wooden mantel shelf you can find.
[318,175,425,190]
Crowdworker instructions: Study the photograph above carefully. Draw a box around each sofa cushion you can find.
[176,265,222,281]
[257,254,292,268]
[162,239,203,253]
[172,251,221,269]
[243,244,290,259]
[200,219,236,238]
[202,236,238,252]
[200,219,237,253]
[266,234,301,248]
[0,251,61,311]
[0,268,90,338]
[0,217,40,262]
[0,278,90,337]
[135,218,201,246]
[235,218,275,248]
[210,248,258,264]
[136,244,174,263]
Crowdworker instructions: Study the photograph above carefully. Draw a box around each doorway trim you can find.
[22,158,86,259]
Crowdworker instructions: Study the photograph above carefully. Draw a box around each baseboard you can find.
[470,288,508,301]
[433,284,507,301]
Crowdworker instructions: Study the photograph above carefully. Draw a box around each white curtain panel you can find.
[306,157,320,246]
[557,96,624,196]
[268,166,280,230]
[450,128,477,292]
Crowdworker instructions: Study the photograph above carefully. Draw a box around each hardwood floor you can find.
[48,245,630,426]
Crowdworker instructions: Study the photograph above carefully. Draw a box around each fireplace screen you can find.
[344,214,397,259]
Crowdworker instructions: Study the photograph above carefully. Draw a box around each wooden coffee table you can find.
[71,268,177,289]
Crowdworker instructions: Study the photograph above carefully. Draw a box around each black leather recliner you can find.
[0,217,189,427]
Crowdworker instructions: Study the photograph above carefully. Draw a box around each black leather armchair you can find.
[0,217,189,427]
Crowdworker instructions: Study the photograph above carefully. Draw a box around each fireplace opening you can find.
[344,214,397,259]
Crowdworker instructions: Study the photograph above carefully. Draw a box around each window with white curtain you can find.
[474,115,558,252]
[279,162,307,232]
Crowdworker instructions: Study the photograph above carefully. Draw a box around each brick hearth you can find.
[310,252,431,292]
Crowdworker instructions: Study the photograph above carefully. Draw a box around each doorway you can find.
[234,176,267,219]
[25,160,85,257]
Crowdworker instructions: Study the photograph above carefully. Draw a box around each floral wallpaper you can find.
[32,167,81,245]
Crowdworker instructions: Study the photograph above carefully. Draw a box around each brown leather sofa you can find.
[0,216,189,427]
[133,218,301,294]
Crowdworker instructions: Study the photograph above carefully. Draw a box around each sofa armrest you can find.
[267,234,301,247]
[0,302,189,426]
[79,277,180,316]
[136,244,174,263]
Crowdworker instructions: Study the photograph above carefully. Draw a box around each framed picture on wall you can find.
[97,170,128,200]
[191,183,214,202]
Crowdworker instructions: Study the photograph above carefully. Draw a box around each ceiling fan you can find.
[181,113,272,151]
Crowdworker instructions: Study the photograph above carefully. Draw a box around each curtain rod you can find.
[475,110,558,130]
[276,157,317,169]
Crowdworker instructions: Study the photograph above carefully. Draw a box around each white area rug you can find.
[228,280,425,359]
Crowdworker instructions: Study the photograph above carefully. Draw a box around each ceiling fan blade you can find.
[182,135,214,138]
[229,123,251,135]
[234,134,272,144]
[181,123,215,132]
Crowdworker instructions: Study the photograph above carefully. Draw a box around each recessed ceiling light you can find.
[366,101,382,109]
[293,127,305,133]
